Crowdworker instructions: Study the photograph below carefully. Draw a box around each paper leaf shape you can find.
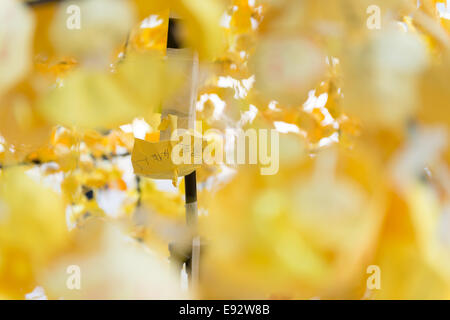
[131,136,205,183]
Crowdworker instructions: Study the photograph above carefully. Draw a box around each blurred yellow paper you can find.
[39,70,141,129]
[250,35,327,106]
[0,167,68,298]
[41,220,189,300]
[173,0,226,61]
[50,0,136,65]
[39,52,165,129]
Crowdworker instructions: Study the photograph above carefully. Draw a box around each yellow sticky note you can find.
[131,137,204,181]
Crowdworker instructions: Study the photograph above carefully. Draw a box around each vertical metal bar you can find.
[184,171,199,288]
[184,171,198,225]
[166,17,200,290]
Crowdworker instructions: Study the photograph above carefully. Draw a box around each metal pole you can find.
[184,171,199,288]
[166,17,200,290]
